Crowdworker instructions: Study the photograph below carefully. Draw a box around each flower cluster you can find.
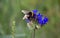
[32,10,48,26]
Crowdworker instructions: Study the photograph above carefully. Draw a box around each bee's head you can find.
[22,10,31,15]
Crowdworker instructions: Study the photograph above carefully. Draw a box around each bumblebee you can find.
[22,10,35,20]
[22,10,48,30]
[22,10,40,30]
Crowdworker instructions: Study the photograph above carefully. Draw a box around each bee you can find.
[22,10,40,30]
[22,10,34,20]
[22,9,48,30]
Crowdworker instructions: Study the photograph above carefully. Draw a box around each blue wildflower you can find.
[32,10,48,26]
[32,10,38,14]
[37,14,48,26]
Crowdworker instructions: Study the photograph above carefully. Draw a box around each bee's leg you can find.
[23,15,29,20]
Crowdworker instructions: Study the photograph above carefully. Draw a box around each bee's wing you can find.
[22,10,30,15]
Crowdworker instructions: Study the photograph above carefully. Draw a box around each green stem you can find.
[12,21,15,38]
[32,25,36,38]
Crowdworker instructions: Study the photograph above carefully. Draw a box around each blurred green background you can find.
[0,0,60,38]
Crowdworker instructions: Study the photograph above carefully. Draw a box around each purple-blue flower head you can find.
[32,10,48,26]
[37,13,48,26]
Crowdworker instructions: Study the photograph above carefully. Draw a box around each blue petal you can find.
[37,13,43,20]
[25,19,30,23]
[32,10,38,14]
[37,15,48,26]
[43,17,48,24]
